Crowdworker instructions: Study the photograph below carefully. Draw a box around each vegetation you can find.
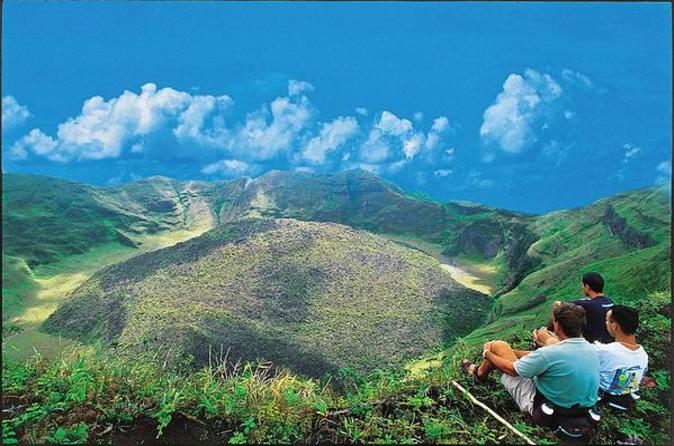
[3,290,669,444]
[464,187,671,345]
[2,174,217,268]
[43,218,491,376]
[2,171,671,444]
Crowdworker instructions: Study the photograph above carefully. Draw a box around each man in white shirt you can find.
[594,305,648,408]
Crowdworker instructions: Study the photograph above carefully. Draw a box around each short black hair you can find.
[609,305,640,335]
[582,272,604,293]
[553,303,587,338]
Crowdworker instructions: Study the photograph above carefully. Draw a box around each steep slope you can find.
[43,218,491,376]
[2,174,220,267]
[465,186,671,342]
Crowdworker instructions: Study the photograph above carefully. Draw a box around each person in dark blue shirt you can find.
[570,272,614,343]
[534,272,615,346]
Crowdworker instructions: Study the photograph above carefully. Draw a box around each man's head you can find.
[582,272,604,297]
[605,305,639,338]
[552,302,587,338]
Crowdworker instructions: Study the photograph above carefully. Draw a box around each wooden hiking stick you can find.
[451,380,536,445]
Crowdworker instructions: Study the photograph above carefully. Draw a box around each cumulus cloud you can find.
[173,94,233,146]
[8,79,458,180]
[479,68,563,154]
[360,128,390,163]
[376,111,413,136]
[230,92,314,160]
[301,116,359,164]
[425,116,452,151]
[2,95,31,131]
[10,83,237,161]
[10,129,57,160]
[57,83,193,160]
[288,80,314,97]
[201,159,253,176]
[403,132,425,159]
[361,111,455,162]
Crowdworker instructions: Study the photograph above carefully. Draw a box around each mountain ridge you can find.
[4,170,668,298]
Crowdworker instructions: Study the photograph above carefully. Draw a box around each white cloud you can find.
[230,82,314,160]
[11,83,238,161]
[622,143,641,163]
[360,128,390,163]
[564,110,575,120]
[57,83,193,160]
[655,161,671,185]
[479,68,563,154]
[413,111,424,122]
[616,143,643,180]
[355,107,368,116]
[402,132,424,159]
[376,111,413,136]
[288,80,314,97]
[2,95,31,130]
[130,142,145,153]
[434,169,452,177]
[301,116,359,164]
[431,116,450,133]
[201,159,252,175]
[425,116,452,151]
[8,79,459,177]
[656,161,671,175]
[10,129,58,161]
[174,94,233,147]
[561,69,593,88]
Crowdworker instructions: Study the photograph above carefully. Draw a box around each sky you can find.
[2,2,671,213]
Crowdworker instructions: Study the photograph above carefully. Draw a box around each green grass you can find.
[3,290,669,444]
[42,219,492,376]
[2,225,214,363]
[2,171,671,444]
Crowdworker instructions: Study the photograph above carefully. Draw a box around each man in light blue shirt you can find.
[463,303,599,415]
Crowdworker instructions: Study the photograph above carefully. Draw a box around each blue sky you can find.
[2,2,671,213]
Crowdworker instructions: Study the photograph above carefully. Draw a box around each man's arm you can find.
[514,349,531,359]
[484,351,517,376]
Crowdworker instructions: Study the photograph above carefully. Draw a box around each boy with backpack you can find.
[594,305,649,410]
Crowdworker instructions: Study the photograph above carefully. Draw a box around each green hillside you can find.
[43,218,491,376]
[210,169,540,295]
[3,170,540,295]
[464,186,671,344]
[1,174,218,268]
[1,171,670,444]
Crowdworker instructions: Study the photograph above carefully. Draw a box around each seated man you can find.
[464,303,599,418]
[533,272,614,347]
[594,305,649,410]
